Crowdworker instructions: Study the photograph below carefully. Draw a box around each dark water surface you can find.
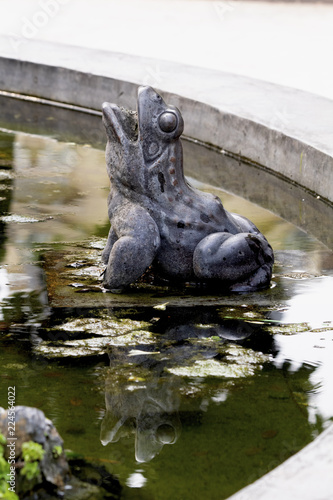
[1,99,333,499]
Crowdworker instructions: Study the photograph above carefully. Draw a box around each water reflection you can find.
[97,299,333,468]
[101,366,181,463]
[101,313,276,462]
[0,130,108,324]
[274,329,333,426]
[270,275,333,329]
[265,275,333,431]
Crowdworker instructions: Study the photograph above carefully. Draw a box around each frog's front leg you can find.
[102,227,117,265]
[103,203,161,292]
[193,232,274,291]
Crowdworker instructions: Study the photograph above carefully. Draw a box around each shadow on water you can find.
[1,97,333,499]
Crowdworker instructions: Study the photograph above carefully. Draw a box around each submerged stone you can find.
[166,345,271,378]
[56,316,151,335]
[38,243,307,310]
[33,313,156,358]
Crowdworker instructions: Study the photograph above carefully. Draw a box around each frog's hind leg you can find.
[193,232,274,291]
[103,204,160,291]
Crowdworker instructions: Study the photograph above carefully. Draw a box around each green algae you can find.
[34,329,157,358]
[167,358,256,378]
[266,323,309,335]
[56,317,152,336]
[166,345,271,378]
[34,315,156,358]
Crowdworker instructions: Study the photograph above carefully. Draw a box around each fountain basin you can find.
[1,37,333,500]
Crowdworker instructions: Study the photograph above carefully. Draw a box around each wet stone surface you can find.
[22,236,330,364]
[37,239,330,309]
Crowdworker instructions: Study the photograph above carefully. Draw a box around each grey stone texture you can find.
[0,406,69,490]
[102,86,273,291]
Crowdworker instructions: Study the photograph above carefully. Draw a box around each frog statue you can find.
[101,86,274,292]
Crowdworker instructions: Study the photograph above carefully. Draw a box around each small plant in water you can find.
[21,441,45,482]
[52,445,63,459]
[0,434,19,500]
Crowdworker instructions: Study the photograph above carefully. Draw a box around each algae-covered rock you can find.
[166,344,271,378]
[34,313,156,359]
[0,407,122,499]
[0,406,69,494]
[67,458,122,499]
[62,476,106,500]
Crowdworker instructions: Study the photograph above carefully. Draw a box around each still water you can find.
[1,117,333,499]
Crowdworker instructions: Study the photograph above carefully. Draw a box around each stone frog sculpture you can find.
[101,86,274,292]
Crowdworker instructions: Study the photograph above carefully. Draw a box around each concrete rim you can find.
[0,36,332,500]
[1,36,333,204]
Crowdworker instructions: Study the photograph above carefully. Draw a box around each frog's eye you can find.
[158,112,178,133]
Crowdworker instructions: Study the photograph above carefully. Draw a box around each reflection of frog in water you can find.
[102,86,274,291]
[101,354,181,463]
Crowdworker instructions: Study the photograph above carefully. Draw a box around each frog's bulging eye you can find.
[158,112,178,133]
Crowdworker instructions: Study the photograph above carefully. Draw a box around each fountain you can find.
[0,39,333,500]
[101,86,273,292]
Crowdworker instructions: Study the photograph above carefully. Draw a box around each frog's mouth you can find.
[102,102,138,143]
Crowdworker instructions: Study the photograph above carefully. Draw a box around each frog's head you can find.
[137,86,184,164]
[101,87,184,184]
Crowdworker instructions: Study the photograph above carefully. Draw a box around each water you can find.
[1,98,333,499]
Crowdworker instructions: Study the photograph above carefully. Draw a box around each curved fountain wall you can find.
[1,37,333,205]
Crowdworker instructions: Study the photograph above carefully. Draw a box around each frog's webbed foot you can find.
[193,232,274,291]
[103,204,160,292]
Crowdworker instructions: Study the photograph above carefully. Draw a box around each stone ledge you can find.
[1,36,333,203]
[228,423,333,500]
